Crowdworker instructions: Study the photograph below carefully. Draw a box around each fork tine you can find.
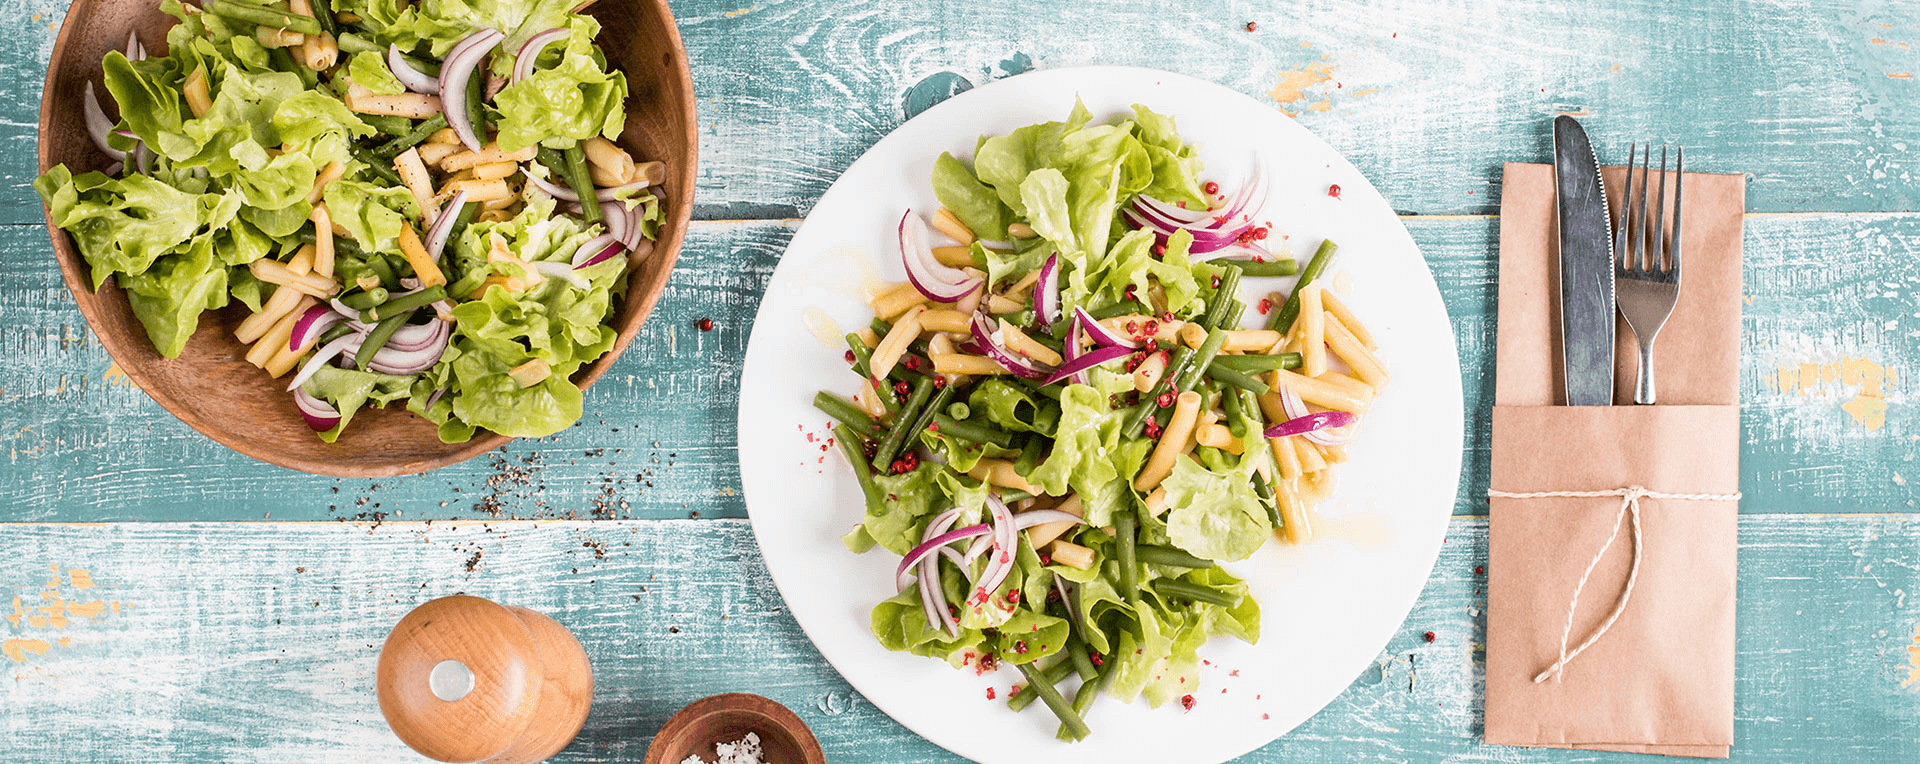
[1631,145,1649,273]
[1670,146,1683,276]
[1615,143,1636,271]
[1651,144,1667,273]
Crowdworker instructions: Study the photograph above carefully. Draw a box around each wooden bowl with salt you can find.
[645,693,826,764]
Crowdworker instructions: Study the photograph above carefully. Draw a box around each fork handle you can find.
[1634,340,1657,405]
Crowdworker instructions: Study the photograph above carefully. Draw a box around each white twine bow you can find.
[1486,486,1742,683]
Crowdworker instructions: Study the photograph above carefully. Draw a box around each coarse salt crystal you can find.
[679,731,764,764]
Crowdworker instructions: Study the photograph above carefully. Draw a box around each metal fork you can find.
[1613,143,1683,404]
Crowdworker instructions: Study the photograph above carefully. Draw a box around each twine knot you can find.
[1486,486,1740,683]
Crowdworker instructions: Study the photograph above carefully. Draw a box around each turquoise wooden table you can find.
[2,1,1916,761]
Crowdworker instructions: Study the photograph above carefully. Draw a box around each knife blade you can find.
[1552,115,1615,406]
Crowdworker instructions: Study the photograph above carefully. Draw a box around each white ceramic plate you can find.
[738,66,1463,764]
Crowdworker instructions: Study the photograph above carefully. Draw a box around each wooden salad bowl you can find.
[37,0,697,477]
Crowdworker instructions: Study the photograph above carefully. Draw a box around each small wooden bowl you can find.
[36,0,697,476]
[644,693,826,764]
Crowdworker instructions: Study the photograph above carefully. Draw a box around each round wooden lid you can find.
[376,595,547,763]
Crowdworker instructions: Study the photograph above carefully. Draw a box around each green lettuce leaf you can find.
[930,152,1009,241]
[1025,373,1151,526]
[347,51,406,95]
[491,16,627,151]
[302,366,416,443]
[324,180,418,255]
[1159,454,1269,562]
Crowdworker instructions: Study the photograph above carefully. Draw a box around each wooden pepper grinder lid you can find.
[377,595,593,763]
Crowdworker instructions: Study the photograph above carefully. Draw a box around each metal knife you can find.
[1552,115,1615,406]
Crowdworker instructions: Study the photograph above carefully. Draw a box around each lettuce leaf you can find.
[346,51,406,95]
[302,366,416,443]
[491,16,627,151]
[1159,454,1269,562]
[930,152,1009,241]
[1025,372,1151,527]
[337,0,580,56]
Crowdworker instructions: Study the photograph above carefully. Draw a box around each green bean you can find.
[1253,473,1282,530]
[339,288,390,310]
[1016,660,1089,741]
[997,489,1036,503]
[1221,385,1247,438]
[1153,579,1241,608]
[1135,545,1216,569]
[562,144,602,225]
[465,60,488,140]
[1176,328,1231,391]
[844,333,875,377]
[1211,353,1302,372]
[351,145,405,186]
[872,375,934,471]
[269,48,318,89]
[336,31,381,55]
[1268,239,1338,331]
[1206,364,1269,395]
[1015,377,1063,400]
[1203,264,1243,329]
[372,114,450,161]
[354,314,408,370]
[202,0,322,35]
[308,0,338,37]
[366,286,447,322]
[904,383,956,450]
[944,402,970,420]
[1066,635,1097,682]
[1013,434,1047,476]
[1115,508,1138,599]
[361,113,414,137]
[834,424,884,512]
[316,322,355,345]
[1058,662,1109,741]
[930,414,1016,449]
[869,317,893,337]
[1089,301,1145,320]
[1232,258,1300,277]
[812,392,878,431]
[1007,658,1075,712]
[1032,400,1061,437]
[364,254,399,289]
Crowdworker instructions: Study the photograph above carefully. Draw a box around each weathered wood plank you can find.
[0,208,1912,521]
[11,0,1920,224]
[0,515,1912,762]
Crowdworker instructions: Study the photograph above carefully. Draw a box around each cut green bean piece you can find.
[1016,660,1089,741]
[562,145,602,225]
[202,0,322,35]
[1125,346,1195,437]
[309,0,338,37]
[1253,473,1282,530]
[834,424,884,512]
[354,314,408,371]
[1202,264,1242,329]
[1231,258,1300,277]
[1211,353,1302,372]
[844,333,874,377]
[1176,328,1231,391]
[1153,579,1241,608]
[930,414,1016,449]
[1007,658,1075,712]
[1058,663,1109,741]
[366,286,447,322]
[872,375,934,471]
[812,392,877,431]
[1115,508,1138,599]
[336,32,381,54]
[1013,434,1047,477]
[1066,636,1097,682]
[1135,545,1216,569]
[351,146,405,186]
[339,288,389,310]
[1206,364,1268,395]
[1268,239,1338,332]
[372,114,450,161]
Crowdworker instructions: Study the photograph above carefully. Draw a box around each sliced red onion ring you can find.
[83,82,125,162]
[368,321,452,375]
[387,44,440,94]
[329,299,366,324]
[522,171,654,203]
[1053,577,1082,639]
[600,201,628,243]
[125,31,142,61]
[971,494,1019,607]
[918,508,966,636]
[1040,345,1132,386]
[292,387,342,431]
[900,210,982,303]
[286,334,361,391]
[570,233,622,268]
[438,29,504,151]
[968,314,1052,380]
[533,260,588,288]
[1033,252,1061,330]
[287,303,343,352]
[1264,409,1357,439]
[424,386,449,410]
[512,27,569,83]
[132,143,153,174]
[1195,242,1277,264]
[383,319,445,352]
[424,190,468,260]
[897,523,991,591]
[1275,385,1359,445]
[623,202,648,250]
[1073,305,1139,349]
[1064,318,1090,386]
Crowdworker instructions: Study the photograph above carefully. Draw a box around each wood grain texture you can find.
[0,517,1912,762]
[1,211,1911,521]
[11,1,1920,224]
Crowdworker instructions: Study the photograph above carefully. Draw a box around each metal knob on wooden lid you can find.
[377,595,593,763]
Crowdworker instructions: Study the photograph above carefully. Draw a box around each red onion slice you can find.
[1064,318,1090,386]
[1263,410,1356,439]
[424,190,468,260]
[896,523,991,591]
[1033,252,1061,330]
[83,82,125,162]
[570,233,621,268]
[511,27,569,83]
[1275,384,1359,445]
[1040,345,1132,386]
[971,494,1019,607]
[1073,305,1138,349]
[387,44,440,94]
[900,210,982,303]
[292,387,342,431]
[287,303,343,352]
[368,321,451,375]
[623,202,648,251]
[286,334,361,392]
[600,201,628,243]
[438,29,504,151]
[125,31,143,61]
[383,319,445,352]
[967,314,1052,380]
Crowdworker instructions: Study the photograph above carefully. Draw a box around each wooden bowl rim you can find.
[643,692,826,764]
[34,0,698,477]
